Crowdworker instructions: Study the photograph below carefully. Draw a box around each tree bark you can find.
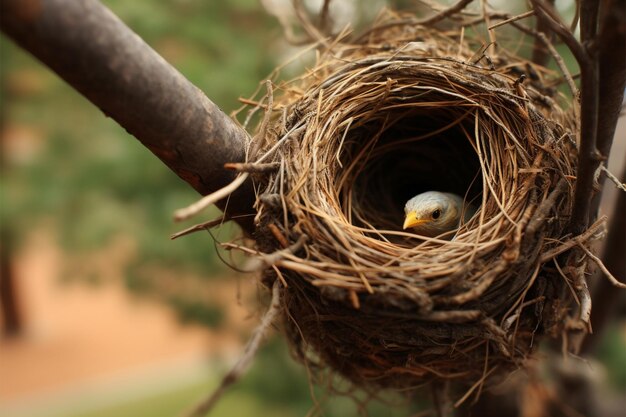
[590,0,626,216]
[0,0,256,233]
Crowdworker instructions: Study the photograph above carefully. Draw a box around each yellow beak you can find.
[403,211,429,230]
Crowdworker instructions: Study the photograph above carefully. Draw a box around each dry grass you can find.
[216,8,601,402]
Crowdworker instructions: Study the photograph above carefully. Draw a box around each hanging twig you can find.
[170,216,228,240]
[184,280,282,417]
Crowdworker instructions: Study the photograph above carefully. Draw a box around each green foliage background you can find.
[1,0,284,326]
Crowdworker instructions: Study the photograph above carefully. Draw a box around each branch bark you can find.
[531,0,624,235]
[590,0,626,215]
[0,0,256,233]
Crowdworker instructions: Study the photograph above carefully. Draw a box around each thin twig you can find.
[488,10,534,30]
[600,166,626,192]
[170,216,227,240]
[534,32,579,100]
[525,178,568,237]
[174,173,250,222]
[480,0,496,56]
[184,280,282,417]
[531,0,587,64]
[354,0,475,42]
[224,162,281,173]
[539,217,606,263]
[291,0,328,44]
[578,244,626,289]
[258,234,308,268]
[417,0,475,26]
[484,14,579,99]
[176,112,302,224]
[574,264,592,327]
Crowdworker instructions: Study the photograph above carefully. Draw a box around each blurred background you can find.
[0,1,624,416]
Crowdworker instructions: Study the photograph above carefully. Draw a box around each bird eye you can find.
[432,209,441,219]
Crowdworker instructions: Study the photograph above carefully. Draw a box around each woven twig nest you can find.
[233,11,595,396]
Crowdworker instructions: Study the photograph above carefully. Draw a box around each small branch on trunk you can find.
[530,0,606,236]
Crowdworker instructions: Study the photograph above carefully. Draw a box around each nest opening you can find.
[344,108,483,238]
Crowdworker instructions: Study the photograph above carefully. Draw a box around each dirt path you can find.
[0,232,253,403]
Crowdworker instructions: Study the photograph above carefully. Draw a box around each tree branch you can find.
[0,0,256,233]
[590,0,626,214]
[569,62,600,235]
[531,0,587,64]
[579,0,599,44]
[530,0,604,235]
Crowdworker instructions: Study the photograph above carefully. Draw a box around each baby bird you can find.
[403,191,476,238]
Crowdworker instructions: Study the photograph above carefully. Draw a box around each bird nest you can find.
[224,11,598,398]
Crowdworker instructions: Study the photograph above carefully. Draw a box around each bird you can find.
[403,191,476,238]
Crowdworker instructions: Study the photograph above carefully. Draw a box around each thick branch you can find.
[590,0,626,214]
[569,60,599,235]
[570,0,626,234]
[580,0,599,43]
[0,0,256,233]
[531,0,602,235]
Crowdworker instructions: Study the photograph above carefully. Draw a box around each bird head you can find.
[403,191,466,237]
